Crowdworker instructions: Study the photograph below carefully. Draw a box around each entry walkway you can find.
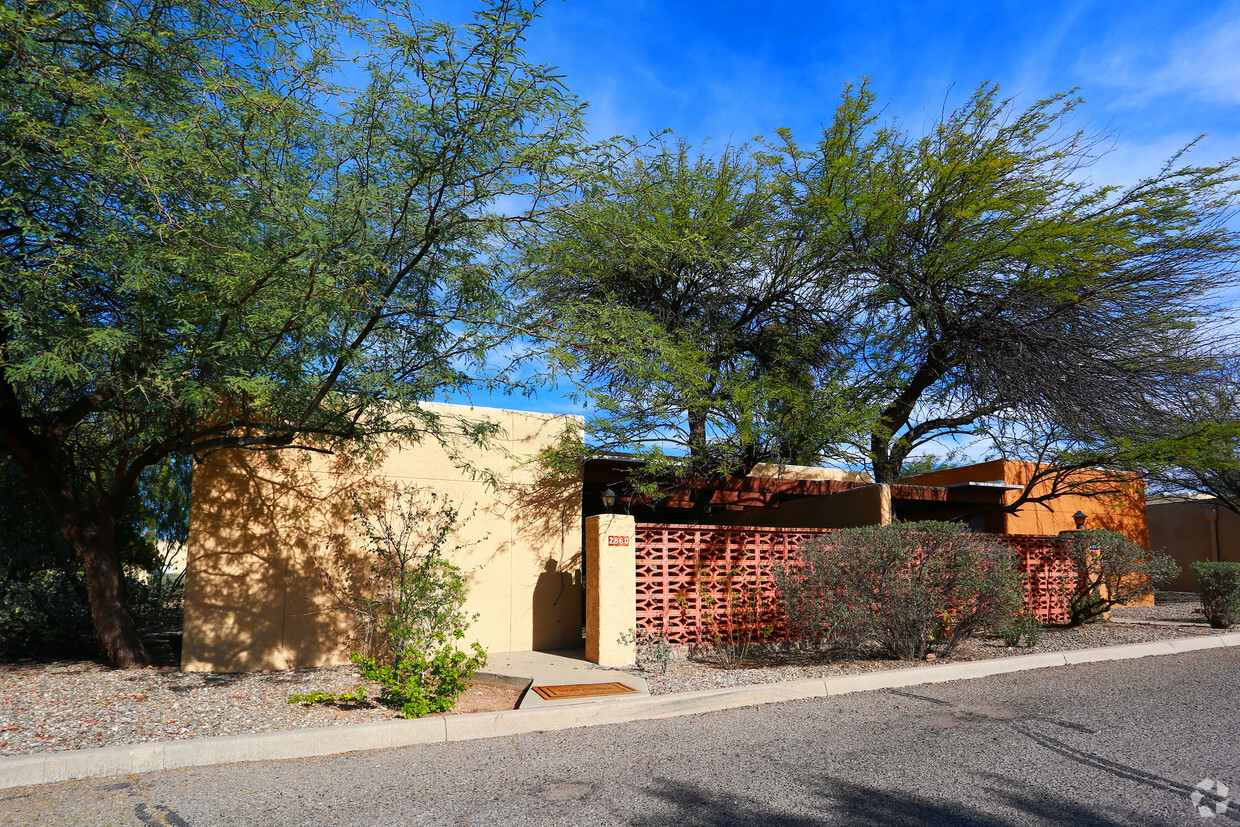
[480,649,650,709]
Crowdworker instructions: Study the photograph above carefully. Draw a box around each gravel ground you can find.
[1109,590,1208,623]
[1,593,1222,758]
[0,662,521,757]
[613,597,1227,696]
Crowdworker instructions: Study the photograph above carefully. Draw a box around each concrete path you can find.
[481,648,650,709]
[3,632,1239,791]
[5,646,1239,825]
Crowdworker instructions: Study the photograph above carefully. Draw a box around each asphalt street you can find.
[3,648,1239,826]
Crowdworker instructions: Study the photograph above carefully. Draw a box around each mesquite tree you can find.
[779,81,1240,483]
[527,82,1239,492]
[525,139,867,481]
[0,0,585,667]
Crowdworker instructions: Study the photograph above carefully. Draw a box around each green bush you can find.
[1001,612,1043,647]
[775,522,1025,660]
[1055,530,1180,626]
[618,628,673,675]
[1191,562,1240,629]
[305,488,485,718]
[0,570,96,658]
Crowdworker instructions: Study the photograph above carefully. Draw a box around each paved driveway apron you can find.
[3,648,1238,826]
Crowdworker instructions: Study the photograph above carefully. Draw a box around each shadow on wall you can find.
[1084,482,1148,542]
[182,411,586,672]
[182,446,364,672]
[503,453,583,652]
[182,441,516,672]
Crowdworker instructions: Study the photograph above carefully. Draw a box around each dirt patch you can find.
[435,681,524,716]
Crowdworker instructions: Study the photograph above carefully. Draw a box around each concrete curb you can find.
[5,631,1240,790]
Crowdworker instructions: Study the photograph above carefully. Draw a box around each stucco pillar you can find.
[584,513,637,665]
[878,484,893,525]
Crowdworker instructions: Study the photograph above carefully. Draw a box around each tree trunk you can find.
[871,434,901,485]
[687,409,708,466]
[54,503,151,668]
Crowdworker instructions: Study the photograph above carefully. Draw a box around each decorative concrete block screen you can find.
[634,524,1074,644]
[634,523,832,645]
[1004,536,1074,624]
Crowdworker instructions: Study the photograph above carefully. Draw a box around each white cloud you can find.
[1080,4,1240,106]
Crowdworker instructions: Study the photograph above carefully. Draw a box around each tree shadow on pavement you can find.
[627,776,1179,827]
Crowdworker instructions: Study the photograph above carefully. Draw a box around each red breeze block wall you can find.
[634,524,1073,643]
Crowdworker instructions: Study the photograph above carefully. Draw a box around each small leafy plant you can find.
[289,686,369,708]
[618,628,672,675]
[1001,612,1043,647]
[352,645,486,718]
[1055,530,1180,626]
[690,563,773,669]
[295,487,486,718]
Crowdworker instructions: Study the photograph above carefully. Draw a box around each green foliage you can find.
[1191,562,1240,629]
[618,628,673,675]
[1001,613,1043,648]
[1056,530,1180,626]
[775,522,1025,660]
[312,488,486,717]
[1144,377,1240,516]
[529,80,1239,497]
[526,138,869,480]
[353,644,487,719]
[1,0,588,665]
[0,570,95,659]
[775,81,1240,484]
[686,557,776,669]
[288,686,369,709]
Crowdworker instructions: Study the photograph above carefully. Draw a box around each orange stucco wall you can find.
[902,460,1149,545]
[181,404,584,672]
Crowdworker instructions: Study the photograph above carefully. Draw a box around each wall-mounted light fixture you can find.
[601,487,617,513]
[1072,511,1087,530]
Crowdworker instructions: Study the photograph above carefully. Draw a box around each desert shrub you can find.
[618,628,672,675]
[1056,530,1179,626]
[1001,612,1043,647]
[687,564,774,668]
[309,488,485,718]
[774,522,1024,660]
[1191,562,1240,629]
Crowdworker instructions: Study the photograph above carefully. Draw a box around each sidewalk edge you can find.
[6,631,1239,789]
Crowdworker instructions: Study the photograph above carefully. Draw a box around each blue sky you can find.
[519,0,1240,164]
[428,0,1240,421]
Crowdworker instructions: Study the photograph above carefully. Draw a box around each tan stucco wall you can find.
[711,484,892,529]
[584,514,637,666]
[181,404,584,672]
[1149,498,1240,591]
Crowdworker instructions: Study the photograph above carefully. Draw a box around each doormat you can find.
[531,682,639,700]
